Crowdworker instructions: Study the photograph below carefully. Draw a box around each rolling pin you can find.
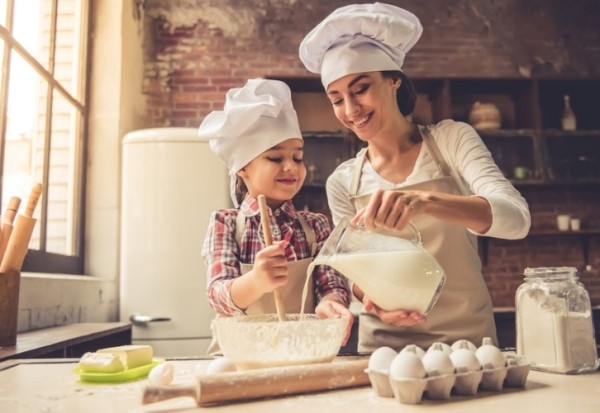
[0,183,42,273]
[0,197,21,264]
[257,194,286,322]
[142,358,370,406]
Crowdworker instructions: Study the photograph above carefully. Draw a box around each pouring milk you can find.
[301,219,445,315]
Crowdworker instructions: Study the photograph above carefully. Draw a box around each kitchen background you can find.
[14,0,600,352]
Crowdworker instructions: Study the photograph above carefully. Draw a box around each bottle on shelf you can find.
[561,95,576,131]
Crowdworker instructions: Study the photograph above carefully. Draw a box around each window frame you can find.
[0,0,90,274]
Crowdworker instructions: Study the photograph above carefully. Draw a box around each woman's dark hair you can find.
[382,70,417,116]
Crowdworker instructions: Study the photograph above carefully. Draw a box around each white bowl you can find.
[212,314,348,370]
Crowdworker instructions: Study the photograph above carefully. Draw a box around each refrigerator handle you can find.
[130,314,172,326]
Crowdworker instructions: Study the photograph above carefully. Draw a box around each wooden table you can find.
[0,357,598,413]
[0,323,132,362]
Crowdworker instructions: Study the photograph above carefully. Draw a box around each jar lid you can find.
[523,266,578,279]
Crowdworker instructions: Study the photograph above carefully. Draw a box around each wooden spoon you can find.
[257,194,286,321]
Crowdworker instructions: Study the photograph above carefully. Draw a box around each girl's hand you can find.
[315,299,355,346]
[251,240,289,293]
[363,296,426,327]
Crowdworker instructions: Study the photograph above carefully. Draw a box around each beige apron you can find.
[350,126,497,352]
[207,211,318,355]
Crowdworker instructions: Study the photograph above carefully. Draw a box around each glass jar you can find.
[516,267,599,374]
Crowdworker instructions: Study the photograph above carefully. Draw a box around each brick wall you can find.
[140,0,600,307]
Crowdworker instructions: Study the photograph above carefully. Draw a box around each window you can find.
[0,0,89,273]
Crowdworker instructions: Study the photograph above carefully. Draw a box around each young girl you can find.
[197,78,352,354]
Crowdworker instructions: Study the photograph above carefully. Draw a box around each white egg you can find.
[399,344,426,358]
[368,346,397,372]
[422,350,455,377]
[206,357,237,375]
[148,362,174,385]
[451,339,477,352]
[475,337,506,369]
[389,351,426,379]
[450,348,482,373]
[426,341,452,355]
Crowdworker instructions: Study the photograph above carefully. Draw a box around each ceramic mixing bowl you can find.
[212,314,348,370]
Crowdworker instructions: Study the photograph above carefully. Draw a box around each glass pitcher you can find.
[310,218,446,315]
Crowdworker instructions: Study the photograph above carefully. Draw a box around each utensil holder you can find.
[0,271,20,346]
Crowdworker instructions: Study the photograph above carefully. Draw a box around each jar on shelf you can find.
[468,101,501,130]
[562,95,577,131]
[515,267,599,374]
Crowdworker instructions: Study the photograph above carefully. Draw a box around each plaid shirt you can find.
[202,196,350,316]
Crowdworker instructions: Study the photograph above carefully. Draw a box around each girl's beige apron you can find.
[350,127,497,352]
[207,212,317,355]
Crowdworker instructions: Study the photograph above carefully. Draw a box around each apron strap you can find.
[297,214,318,257]
[419,125,471,196]
[419,125,452,177]
[235,211,246,245]
[349,147,368,197]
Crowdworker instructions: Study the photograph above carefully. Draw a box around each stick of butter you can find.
[79,352,125,373]
[97,345,153,370]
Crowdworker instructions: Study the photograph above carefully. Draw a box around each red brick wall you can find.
[140,0,600,307]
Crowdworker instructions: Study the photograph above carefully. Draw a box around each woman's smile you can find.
[350,112,373,128]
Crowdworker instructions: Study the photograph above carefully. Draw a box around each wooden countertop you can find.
[0,323,132,361]
[0,357,598,413]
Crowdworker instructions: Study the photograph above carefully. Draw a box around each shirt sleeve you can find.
[304,212,351,307]
[201,210,246,316]
[435,121,531,239]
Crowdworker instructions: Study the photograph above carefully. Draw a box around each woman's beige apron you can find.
[350,127,497,352]
[207,212,317,355]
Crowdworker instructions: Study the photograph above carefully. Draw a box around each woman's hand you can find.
[363,296,426,327]
[353,188,431,233]
[316,299,355,346]
[250,240,289,293]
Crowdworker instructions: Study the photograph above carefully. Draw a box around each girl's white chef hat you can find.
[299,3,423,88]
[197,78,302,206]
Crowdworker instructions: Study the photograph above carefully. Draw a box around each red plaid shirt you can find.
[202,196,350,316]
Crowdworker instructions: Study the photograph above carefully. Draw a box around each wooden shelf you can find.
[0,322,132,362]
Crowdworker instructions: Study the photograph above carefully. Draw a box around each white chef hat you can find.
[299,3,423,88]
[197,78,302,206]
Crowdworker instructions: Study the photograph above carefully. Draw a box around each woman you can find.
[299,3,531,352]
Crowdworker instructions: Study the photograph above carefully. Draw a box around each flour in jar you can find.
[301,249,445,315]
[517,290,598,373]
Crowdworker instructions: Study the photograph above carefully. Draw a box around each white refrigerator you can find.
[120,127,230,357]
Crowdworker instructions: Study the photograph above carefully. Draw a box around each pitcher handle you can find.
[407,220,422,246]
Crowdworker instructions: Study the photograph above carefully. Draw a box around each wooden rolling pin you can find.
[257,194,286,322]
[142,358,369,406]
[0,197,21,264]
[0,183,42,273]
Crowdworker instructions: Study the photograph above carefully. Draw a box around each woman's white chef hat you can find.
[299,2,423,88]
[197,78,302,206]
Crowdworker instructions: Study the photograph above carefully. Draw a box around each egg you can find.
[451,339,477,352]
[389,350,426,379]
[475,337,506,369]
[399,344,425,358]
[148,362,174,385]
[426,341,452,355]
[368,346,397,373]
[422,349,455,377]
[450,348,482,373]
[205,357,237,375]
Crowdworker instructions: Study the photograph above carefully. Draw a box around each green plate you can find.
[74,358,164,383]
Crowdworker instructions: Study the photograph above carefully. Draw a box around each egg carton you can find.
[366,340,530,404]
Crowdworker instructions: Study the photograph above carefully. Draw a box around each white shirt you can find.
[326,120,531,239]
